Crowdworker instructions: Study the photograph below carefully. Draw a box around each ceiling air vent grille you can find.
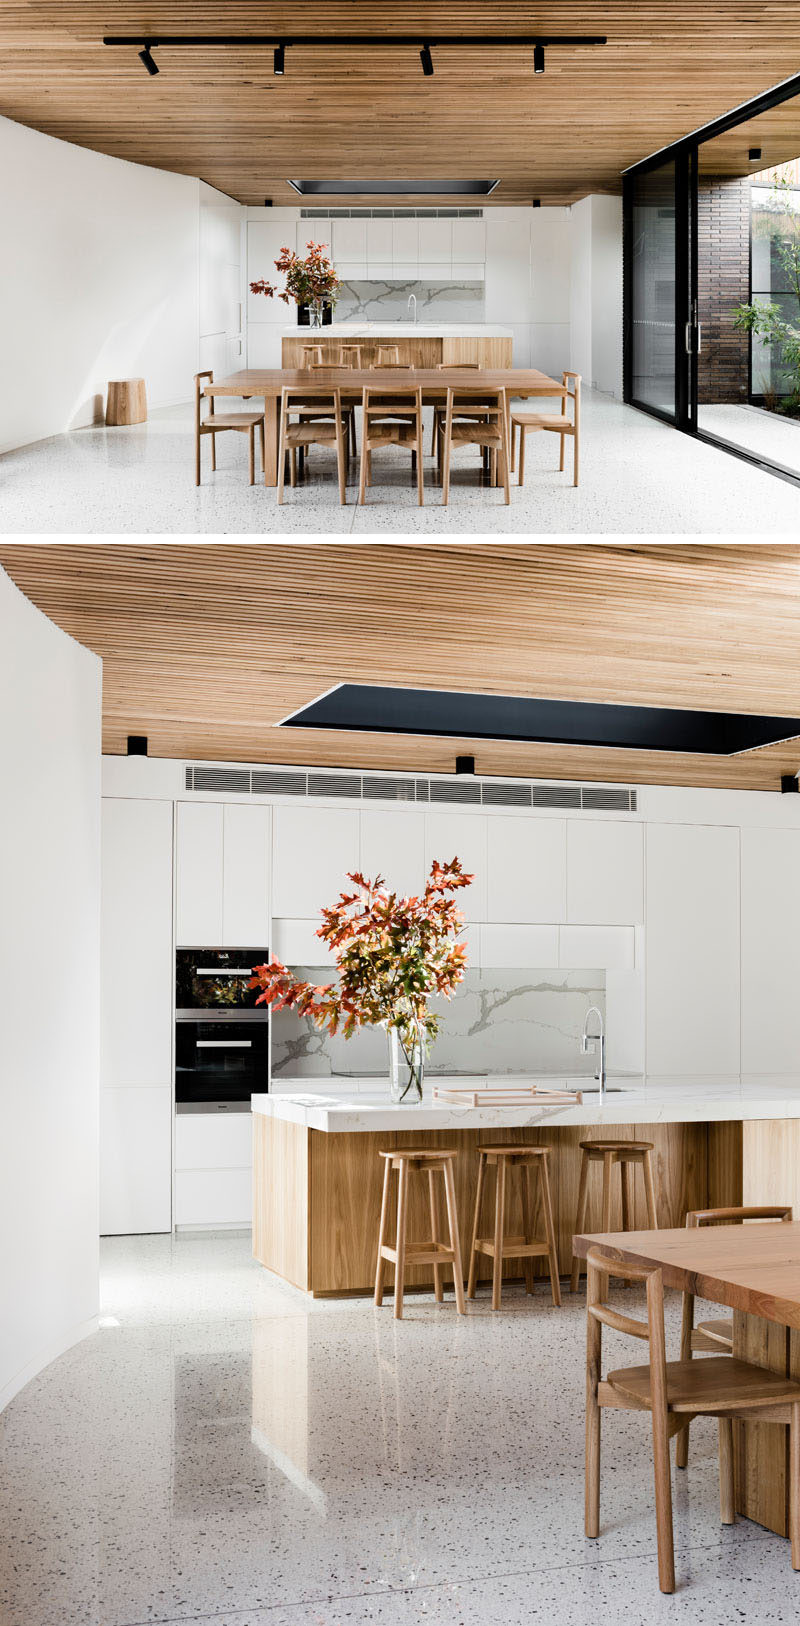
[307,771,362,799]
[429,779,482,806]
[252,769,308,797]
[481,781,532,808]
[362,775,418,801]
[415,780,431,801]
[532,784,582,810]
[581,786,634,812]
[190,766,251,794]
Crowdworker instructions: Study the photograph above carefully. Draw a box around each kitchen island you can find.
[251,1078,800,1297]
[280,322,513,369]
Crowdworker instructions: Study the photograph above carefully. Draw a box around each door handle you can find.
[196,1040,252,1049]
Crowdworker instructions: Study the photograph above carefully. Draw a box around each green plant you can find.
[733,174,800,410]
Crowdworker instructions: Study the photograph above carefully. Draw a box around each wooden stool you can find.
[467,1145,561,1311]
[570,1139,658,1292]
[374,1148,465,1320]
[105,378,147,425]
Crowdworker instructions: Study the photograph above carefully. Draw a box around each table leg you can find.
[263,397,279,487]
[733,1308,792,1535]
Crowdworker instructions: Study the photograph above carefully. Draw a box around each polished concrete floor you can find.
[1,1231,798,1626]
[698,403,800,478]
[3,392,800,535]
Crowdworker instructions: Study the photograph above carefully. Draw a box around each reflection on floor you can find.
[698,403,800,477]
[3,392,800,535]
[0,1231,798,1626]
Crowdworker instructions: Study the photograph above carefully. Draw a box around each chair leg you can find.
[791,1402,800,1569]
[539,1153,561,1307]
[358,435,368,506]
[248,425,255,486]
[573,426,580,487]
[676,1291,695,1469]
[643,1149,659,1229]
[719,1416,735,1525]
[290,447,297,488]
[519,1163,535,1295]
[519,426,526,486]
[442,1157,465,1315]
[467,1150,486,1299]
[416,434,424,507]
[337,427,347,506]
[490,447,497,487]
[619,1160,633,1289]
[211,429,216,472]
[393,1160,408,1321]
[510,422,517,474]
[492,1156,506,1312]
[500,411,511,505]
[601,1152,613,1234]
[559,431,565,472]
[570,1150,590,1293]
[652,1405,676,1594]
[441,419,453,506]
[276,412,287,506]
[585,1302,602,1538]
[195,428,202,486]
[374,1157,392,1307]
[428,1168,444,1303]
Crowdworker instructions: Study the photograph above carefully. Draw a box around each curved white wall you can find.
[0,567,102,1410]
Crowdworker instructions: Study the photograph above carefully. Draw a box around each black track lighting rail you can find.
[103,35,607,49]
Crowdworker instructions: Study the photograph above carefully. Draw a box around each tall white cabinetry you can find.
[740,826,800,1075]
[176,801,271,946]
[645,822,740,1077]
[100,798,174,1234]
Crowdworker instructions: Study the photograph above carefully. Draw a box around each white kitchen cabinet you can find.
[176,801,224,944]
[392,217,419,266]
[101,797,174,1088]
[272,804,360,918]
[222,803,271,945]
[418,217,452,263]
[100,1086,172,1234]
[559,925,635,970]
[366,217,393,266]
[486,816,566,923]
[296,219,332,257]
[452,216,486,262]
[566,820,643,925]
[336,260,368,280]
[424,812,487,920]
[271,918,335,966]
[481,923,559,968]
[175,1112,252,1169]
[175,1167,252,1227]
[741,826,800,1073]
[484,216,531,322]
[451,262,485,281]
[360,808,426,897]
[645,823,740,1076]
[248,222,293,322]
[177,801,270,947]
[332,217,367,261]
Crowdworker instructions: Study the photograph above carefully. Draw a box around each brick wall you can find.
[697,176,751,403]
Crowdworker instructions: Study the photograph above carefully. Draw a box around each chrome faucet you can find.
[581,1006,606,1101]
[407,293,417,325]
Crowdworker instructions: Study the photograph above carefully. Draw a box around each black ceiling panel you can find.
[283,685,800,756]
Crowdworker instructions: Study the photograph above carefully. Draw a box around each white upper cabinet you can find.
[741,825,800,1073]
[176,801,223,944]
[418,217,452,263]
[486,816,566,923]
[392,217,419,266]
[332,217,367,261]
[360,808,426,898]
[645,822,740,1076]
[248,222,294,323]
[451,216,486,261]
[222,803,271,946]
[366,216,393,267]
[424,812,487,921]
[566,820,644,925]
[101,797,174,1087]
[176,801,270,947]
[272,803,360,918]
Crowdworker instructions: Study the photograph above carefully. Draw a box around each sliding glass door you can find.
[626,159,681,420]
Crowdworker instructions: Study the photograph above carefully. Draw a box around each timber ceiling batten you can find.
[2,544,800,791]
[4,4,800,204]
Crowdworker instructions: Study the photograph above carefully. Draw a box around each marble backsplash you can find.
[335,280,485,322]
[270,969,605,1079]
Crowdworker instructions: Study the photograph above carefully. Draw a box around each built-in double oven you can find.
[175,948,269,1113]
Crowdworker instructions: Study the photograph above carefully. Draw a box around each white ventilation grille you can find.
[184,765,637,812]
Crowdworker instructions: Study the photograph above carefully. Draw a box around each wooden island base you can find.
[253,1116,742,1297]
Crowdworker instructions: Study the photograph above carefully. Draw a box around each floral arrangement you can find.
[248,859,473,1087]
[249,239,340,316]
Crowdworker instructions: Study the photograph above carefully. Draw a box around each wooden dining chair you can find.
[194,371,265,487]
[373,345,409,367]
[440,387,510,505]
[358,386,425,506]
[675,1203,793,1468]
[431,362,482,455]
[299,344,325,368]
[585,1246,800,1594]
[276,386,347,505]
[511,371,581,487]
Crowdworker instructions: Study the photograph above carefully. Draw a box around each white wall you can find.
[570,194,623,397]
[0,568,102,1411]
[0,114,201,453]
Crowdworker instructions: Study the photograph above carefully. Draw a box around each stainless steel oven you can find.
[175,948,269,1113]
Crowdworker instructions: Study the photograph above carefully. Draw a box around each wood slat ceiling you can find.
[4,4,800,205]
[2,543,800,792]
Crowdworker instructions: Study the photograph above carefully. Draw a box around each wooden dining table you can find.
[203,367,569,487]
[574,1221,800,1541]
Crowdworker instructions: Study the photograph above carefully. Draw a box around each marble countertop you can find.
[280,323,513,337]
[252,1076,800,1132]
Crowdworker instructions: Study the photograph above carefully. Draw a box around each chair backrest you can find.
[437,362,481,370]
[339,345,363,368]
[562,370,581,422]
[280,384,342,424]
[300,345,325,368]
[375,345,401,366]
[444,385,506,425]
[194,370,213,429]
[361,386,423,427]
[586,1246,668,1398]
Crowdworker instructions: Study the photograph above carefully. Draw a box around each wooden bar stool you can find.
[374,1148,465,1321]
[467,1145,561,1311]
[570,1139,658,1293]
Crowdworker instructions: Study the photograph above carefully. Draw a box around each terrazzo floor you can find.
[3,391,800,535]
[1,1230,798,1626]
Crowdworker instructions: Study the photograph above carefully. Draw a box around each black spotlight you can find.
[534,42,545,74]
[127,735,149,756]
[455,755,475,775]
[420,42,434,77]
[138,43,159,76]
[749,146,762,162]
[532,198,541,208]
[274,43,285,76]
[781,774,799,794]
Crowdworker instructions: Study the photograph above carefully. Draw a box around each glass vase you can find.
[388,1021,425,1104]
[309,299,325,329]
